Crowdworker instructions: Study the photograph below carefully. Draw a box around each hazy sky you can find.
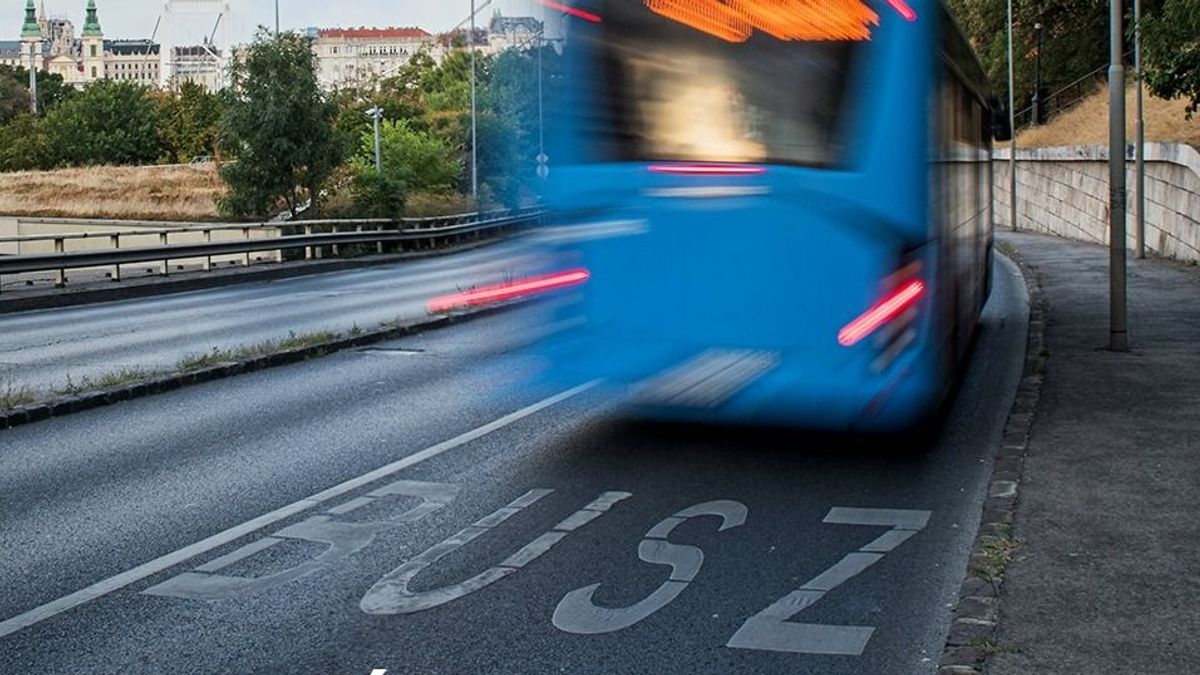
[3,0,538,45]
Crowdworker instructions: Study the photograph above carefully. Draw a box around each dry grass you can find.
[0,163,225,221]
[1019,85,1200,149]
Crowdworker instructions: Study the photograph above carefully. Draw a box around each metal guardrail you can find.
[0,208,544,291]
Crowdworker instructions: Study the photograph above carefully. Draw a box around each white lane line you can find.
[0,381,599,640]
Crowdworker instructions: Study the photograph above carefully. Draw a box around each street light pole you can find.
[275,0,280,36]
[470,0,479,202]
[1134,0,1146,259]
[367,108,383,174]
[1108,0,1129,351]
[1032,23,1043,126]
[1007,0,1017,231]
[28,43,38,115]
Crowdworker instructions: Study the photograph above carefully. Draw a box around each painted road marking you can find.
[553,500,747,635]
[143,480,460,601]
[360,491,634,615]
[726,507,932,656]
[0,382,598,639]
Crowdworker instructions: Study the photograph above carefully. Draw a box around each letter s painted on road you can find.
[552,500,748,635]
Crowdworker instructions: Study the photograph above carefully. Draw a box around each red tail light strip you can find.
[838,280,926,347]
[648,164,767,176]
[427,269,591,314]
[885,0,918,21]
[538,0,603,23]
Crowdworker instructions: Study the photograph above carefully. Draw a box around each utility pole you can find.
[275,0,279,36]
[1007,0,1017,231]
[1134,0,1146,259]
[470,0,479,202]
[1108,0,1129,351]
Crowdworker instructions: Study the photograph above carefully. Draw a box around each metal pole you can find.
[1032,23,1042,126]
[1007,0,1017,232]
[275,0,279,36]
[470,0,479,201]
[373,109,382,174]
[1109,0,1129,351]
[538,31,544,166]
[28,43,38,115]
[1135,0,1146,259]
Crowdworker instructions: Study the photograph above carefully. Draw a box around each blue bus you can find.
[528,0,1010,431]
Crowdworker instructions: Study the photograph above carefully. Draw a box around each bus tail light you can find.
[427,269,591,314]
[838,279,925,348]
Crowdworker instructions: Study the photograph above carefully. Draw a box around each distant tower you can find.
[80,0,105,82]
[20,0,41,111]
[158,0,233,89]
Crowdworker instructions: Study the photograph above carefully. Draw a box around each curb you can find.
[0,305,507,432]
[938,251,1047,673]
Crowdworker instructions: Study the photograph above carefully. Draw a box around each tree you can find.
[1141,0,1200,118]
[948,0,1110,120]
[41,80,161,167]
[219,30,341,219]
[349,119,461,218]
[157,82,224,163]
[0,65,73,123]
[0,113,50,171]
[0,74,25,127]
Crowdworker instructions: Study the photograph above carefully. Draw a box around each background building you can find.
[310,26,439,89]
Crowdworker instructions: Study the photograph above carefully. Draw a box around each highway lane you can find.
[0,257,1028,674]
[0,243,541,392]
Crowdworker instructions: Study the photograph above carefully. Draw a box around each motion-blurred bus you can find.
[525,0,1010,431]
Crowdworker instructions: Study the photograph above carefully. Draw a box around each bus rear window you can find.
[590,1,863,167]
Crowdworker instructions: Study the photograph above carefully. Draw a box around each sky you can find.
[2,0,537,46]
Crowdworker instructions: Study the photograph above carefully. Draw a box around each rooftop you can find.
[317,27,431,40]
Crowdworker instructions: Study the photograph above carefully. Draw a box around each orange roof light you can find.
[645,0,884,43]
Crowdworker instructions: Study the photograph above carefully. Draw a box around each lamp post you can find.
[470,0,479,201]
[1134,0,1145,259]
[1032,23,1043,126]
[28,43,38,115]
[1108,0,1129,351]
[1007,0,1017,231]
[365,107,383,173]
[275,0,280,36]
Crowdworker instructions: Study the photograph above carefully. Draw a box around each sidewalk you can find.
[988,231,1200,673]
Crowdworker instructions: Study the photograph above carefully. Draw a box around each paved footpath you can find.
[987,231,1200,674]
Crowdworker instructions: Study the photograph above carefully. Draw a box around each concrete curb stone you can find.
[0,306,504,433]
[938,252,1047,674]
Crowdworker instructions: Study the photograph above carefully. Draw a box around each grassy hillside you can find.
[0,164,225,222]
[1018,85,1200,149]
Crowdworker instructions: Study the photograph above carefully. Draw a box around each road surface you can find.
[0,257,1028,674]
[0,244,541,392]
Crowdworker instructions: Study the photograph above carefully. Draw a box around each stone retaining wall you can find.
[994,143,1200,263]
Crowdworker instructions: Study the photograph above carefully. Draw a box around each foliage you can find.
[41,80,161,167]
[0,73,26,127]
[349,119,460,218]
[0,113,51,171]
[1141,0,1200,118]
[157,82,225,163]
[0,65,73,121]
[219,30,341,219]
[948,0,1110,119]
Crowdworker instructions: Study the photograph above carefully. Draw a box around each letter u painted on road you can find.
[552,500,748,634]
[360,490,633,615]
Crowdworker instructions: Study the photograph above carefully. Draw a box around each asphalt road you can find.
[0,243,541,392]
[0,257,1028,675]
